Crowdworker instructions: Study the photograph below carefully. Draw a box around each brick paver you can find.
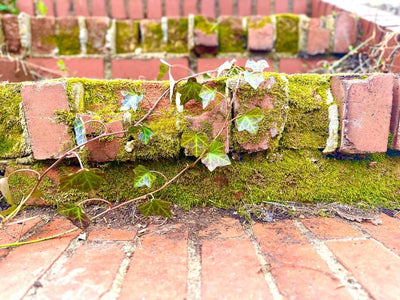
[301,217,363,239]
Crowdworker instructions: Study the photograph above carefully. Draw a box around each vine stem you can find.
[78,198,113,208]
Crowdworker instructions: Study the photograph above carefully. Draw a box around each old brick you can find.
[1,15,21,53]
[331,75,393,153]
[88,227,137,241]
[116,20,139,53]
[140,19,165,53]
[91,0,108,17]
[256,0,271,15]
[301,217,363,240]
[275,0,289,13]
[55,0,72,16]
[183,0,198,16]
[307,18,330,55]
[333,13,358,53]
[56,17,81,55]
[218,16,246,53]
[128,0,144,18]
[197,58,247,73]
[0,58,35,82]
[200,0,216,18]
[237,0,252,16]
[279,58,333,74]
[110,0,128,19]
[86,17,109,54]
[17,0,35,15]
[218,0,234,15]
[22,82,73,160]
[39,0,55,16]
[73,0,90,16]
[248,16,274,52]
[165,0,180,17]
[193,17,218,55]
[293,0,308,14]
[31,17,57,55]
[147,0,163,18]
[391,76,400,149]
[199,217,245,239]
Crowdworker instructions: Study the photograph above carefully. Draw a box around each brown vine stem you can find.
[78,198,113,208]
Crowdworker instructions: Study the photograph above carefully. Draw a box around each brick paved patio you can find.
[1,212,400,299]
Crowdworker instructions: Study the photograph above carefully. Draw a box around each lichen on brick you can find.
[116,20,139,54]
[275,14,300,54]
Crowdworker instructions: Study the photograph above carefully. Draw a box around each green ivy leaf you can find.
[74,117,87,147]
[157,59,171,81]
[176,77,202,106]
[0,177,14,206]
[138,199,172,218]
[57,203,90,229]
[201,141,231,172]
[134,165,156,188]
[244,71,264,90]
[199,85,217,109]
[60,169,104,192]
[138,126,153,144]
[236,108,265,134]
[37,0,48,16]
[57,59,67,72]
[181,132,209,157]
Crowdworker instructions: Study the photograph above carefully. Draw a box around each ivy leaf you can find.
[217,59,236,77]
[246,59,269,72]
[176,77,202,106]
[74,117,87,147]
[236,108,265,134]
[199,85,217,109]
[157,59,171,81]
[0,177,14,206]
[181,132,209,157]
[60,169,104,192]
[138,126,154,144]
[37,0,48,16]
[57,203,90,230]
[134,165,156,188]
[244,71,264,90]
[201,141,231,172]
[121,91,143,112]
[138,199,172,218]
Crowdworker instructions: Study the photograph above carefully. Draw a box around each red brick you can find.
[56,0,72,16]
[91,0,108,16]
[357,214,400,256]
[390,76,400,149]
[307,18,330,55]
[0,218,79,300]
[327,239,400,299]
[26,57,105,78]
[88,227,137,241]
[165,0,181,17]
[331,75,393,153]
[333,13,358,53]
[112,58,189,80]
[110,0,127,19]
[279,58,332,74]
[17,0,35,15]
[311,0,321,17]
[147,0,163,18]
[22,82,73,160]
[256,0,271,15]
[73,0,90,16]
[202,239,273,299]
[39,0,55,16]
[301,218,363,240]
[119,227,188,299]
[31,17,57,55]
[0,58,35,82]
[183,0,198,16]
[293,0,308,14]
[1,15,21,53]
[274,0,289,14]
[201,0,216,18]
[248,16,274,51]
[199,217,245,239]
[237,0,252,16]
[197,58,247,73]
[128,0,144,18]
[56,17,81,55]
[193,18,218,55]
[253,221,353,299]
[85,17,109,54]
[36,243,125,299]
[218,0,233,15]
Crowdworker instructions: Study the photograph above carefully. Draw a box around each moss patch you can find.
[141,20,165,53]
[194,16,218,35]
[275,14,300,54]
[218,17,246,53]
[167,18,188,53]
[248,16,271,30]
[116,20,139,54]
[56,21,80,55]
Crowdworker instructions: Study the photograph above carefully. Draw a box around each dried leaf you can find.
[0,177,14,206]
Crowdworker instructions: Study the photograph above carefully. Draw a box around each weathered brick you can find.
[256,0,271,15]
[253,221,353,298]
[200,0,216,18]
[165,0,180,17]
[390,76,400,149]
[55,0,72,16]
[218,0,234,15]
[56,17,81,55]
[115,20,139,53]
[202,239,273,299]
[36,243,125,299]
[91,0,108,16]
[331,74,393,153]
[307,18,330,55]
[248,16,274,52]
[147,0,163,18]
[74,0,90,16]
[333,13,358,53]
[140,19,165,52]
[31,17,57,55]
[193,17,218,55]
[275,0,289,13]
[183,0,198,16]
[39,0,55,16]
[293,0,308,14]
[311,0,321,17]
[17,0,35,15]
[199,217,245,239]
[88,227,137,241]
[1,15,21,53]
[279,58,333,74]
[301,217,363,240]
[119,227,188,299]
[110,0,128,19]
[237,0,252,16]
[0,58,35,82]
[167,17,189,53]
[85,17,109,54]
[128,0,144,18]
[218,16,246,53]
[327,239,400,299]
[22,82,73,160]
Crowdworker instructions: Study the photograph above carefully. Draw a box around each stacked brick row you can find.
[16,0,308,19]
[1,74,399,163]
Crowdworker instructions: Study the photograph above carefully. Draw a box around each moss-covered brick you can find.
[193,16,218,55]
[31,17,57,55]
[280,74,333,150]
[86,17,110,55]
[167,18,188,53]
[56,17,81,55]
[116,20,139,54]
[231,74,289,153]
[275,14,300,54]
[0,83,30,158]
[141,19,165,53]
[218,16,246,53]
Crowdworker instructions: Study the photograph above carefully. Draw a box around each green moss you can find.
[116,20,139,54]
[56,25,80,55]
[248,16,271,29]
[0,83,29,158]
[166,18,188,53]
[142,21,165,53]
[218,17,246,53]
[275,14,300,54]
[194,16,218,35]
[54,109,75,127]
[280,74,332,150]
